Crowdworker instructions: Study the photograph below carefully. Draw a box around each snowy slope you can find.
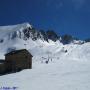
[0,57,90,90]
[0,22,32,39]
[0,23,90,90]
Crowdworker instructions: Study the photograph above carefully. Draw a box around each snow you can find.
[0,40,90,90]
[0,59,90,90]
[0,23,90,90]
[0,22,32,39]
[0,22,32,32]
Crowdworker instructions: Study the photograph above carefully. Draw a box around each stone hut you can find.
[4,49,33,73]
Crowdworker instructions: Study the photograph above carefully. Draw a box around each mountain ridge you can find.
[0,22,85,44]
[0,22,89,61]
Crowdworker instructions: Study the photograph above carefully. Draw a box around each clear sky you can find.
[0,0,90,39]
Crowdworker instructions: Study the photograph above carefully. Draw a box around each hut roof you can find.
[5,49,33,57]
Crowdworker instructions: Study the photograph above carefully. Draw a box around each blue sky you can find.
[0,0,90,39]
